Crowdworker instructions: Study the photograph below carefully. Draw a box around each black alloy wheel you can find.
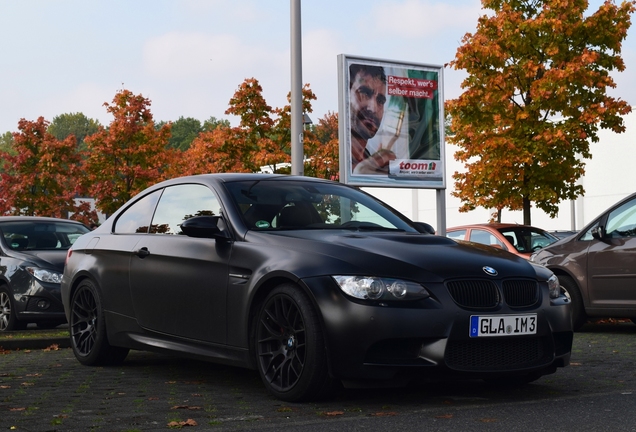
[70,279,128,365]
[0,286,27,332]
[256,284,334,402]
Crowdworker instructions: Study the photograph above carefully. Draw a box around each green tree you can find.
[48,112,101,152]
[0,132,16,160]
[446,0,634,225]
[156,116,203,151]
[202,116,230,132]
[83,89,174,216]
[0,117,97,223]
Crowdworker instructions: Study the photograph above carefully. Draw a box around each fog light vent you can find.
[36,299,50,310]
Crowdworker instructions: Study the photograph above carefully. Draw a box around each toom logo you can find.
[389,159,442,178]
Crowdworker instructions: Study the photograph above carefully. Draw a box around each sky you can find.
[1,0,634,134]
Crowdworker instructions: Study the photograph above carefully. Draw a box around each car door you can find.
[587,196,636,308]
[128,183,230,343]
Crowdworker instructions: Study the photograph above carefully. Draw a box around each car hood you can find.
[246,230,538,282]
[10,250,67,272]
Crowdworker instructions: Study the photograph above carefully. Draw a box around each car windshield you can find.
[498,227,559,253]
[224,179,418,232]
[1,221,90,251]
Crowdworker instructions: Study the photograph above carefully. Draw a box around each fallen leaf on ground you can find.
[436,414,453,419]
[43,344,60,351]
[325,411,345,416]
[480,418,498,423]
[10,408,26,411]
[167,419,198,427]
[171,405,202,410]
[370,412,397,417]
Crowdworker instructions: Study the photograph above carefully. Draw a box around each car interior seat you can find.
[34,233,59,249]
[277,204,322,228]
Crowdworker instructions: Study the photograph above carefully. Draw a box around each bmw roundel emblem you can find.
[483,266,498,276]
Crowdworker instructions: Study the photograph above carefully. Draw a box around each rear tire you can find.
[0,286,27,332]
[255,283,335,402]
[69,279,129,365]
[558,275,587,331]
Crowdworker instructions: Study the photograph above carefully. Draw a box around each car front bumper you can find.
[303,276,573,385]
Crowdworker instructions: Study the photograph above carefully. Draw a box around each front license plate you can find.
[469,314,537,337]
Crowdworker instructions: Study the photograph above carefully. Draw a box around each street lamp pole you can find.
[290,0,303,176]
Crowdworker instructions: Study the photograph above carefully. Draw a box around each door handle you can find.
[134,247,150,258]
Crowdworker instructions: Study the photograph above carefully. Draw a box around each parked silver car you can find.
[531,192,636,330]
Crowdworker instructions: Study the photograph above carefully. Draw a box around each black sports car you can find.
[0,216,90,331]
[61,174,573,401]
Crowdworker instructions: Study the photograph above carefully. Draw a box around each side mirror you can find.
[591,225,604,240]
[413,221,436,235]
[180,216,230,240]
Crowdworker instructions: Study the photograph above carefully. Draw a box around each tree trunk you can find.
[523,196,531,225]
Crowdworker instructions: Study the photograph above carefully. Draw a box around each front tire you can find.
[559,275,587,331]
[255,284,335,402]
[0,286,27,332]
[69,279,128,365]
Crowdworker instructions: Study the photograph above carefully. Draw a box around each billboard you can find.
[338,54,445,188]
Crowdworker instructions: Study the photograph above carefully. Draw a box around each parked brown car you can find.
[531,192,636,330]
[446,223,559,259]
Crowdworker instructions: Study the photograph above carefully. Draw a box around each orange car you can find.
[446,223,559,259]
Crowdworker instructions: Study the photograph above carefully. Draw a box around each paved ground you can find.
[1,321,635,431]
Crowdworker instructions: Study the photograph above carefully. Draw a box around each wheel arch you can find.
[549,267,587,306]
[246,275,333,375]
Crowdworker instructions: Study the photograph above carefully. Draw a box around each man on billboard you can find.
[349,64,396,174]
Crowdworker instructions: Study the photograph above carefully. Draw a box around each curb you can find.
[0,337,71,350]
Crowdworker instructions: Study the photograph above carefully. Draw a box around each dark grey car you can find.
[0,217,90,331]
[531,192,636,329]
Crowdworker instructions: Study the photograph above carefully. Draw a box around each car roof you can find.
[151,173,336,189]
[447,223,531,230]
[0,216,86,225]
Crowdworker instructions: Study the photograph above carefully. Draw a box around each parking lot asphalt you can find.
[2,321,636,431]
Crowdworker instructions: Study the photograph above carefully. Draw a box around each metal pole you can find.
[436,189,447,236]
[290,0,303,176]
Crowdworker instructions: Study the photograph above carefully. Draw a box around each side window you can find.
[150,184,222,235]
[606,197,636,238]
[470,229,504,248]
[114,190,162,234]
[446,230,466,241]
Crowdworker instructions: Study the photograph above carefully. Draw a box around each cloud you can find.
[369,0,482,38]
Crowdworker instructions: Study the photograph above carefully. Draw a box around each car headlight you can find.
[548,274,560,299]
[332,276,430,301]
[26,267,63,284]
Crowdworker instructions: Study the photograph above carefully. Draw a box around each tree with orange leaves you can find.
[181,78,324,177]
[0,117,97,224]
[304,111,340,181]
[83,89,174,216]
[446,0,635,225]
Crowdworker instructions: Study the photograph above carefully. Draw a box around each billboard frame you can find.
[338,54,446,189]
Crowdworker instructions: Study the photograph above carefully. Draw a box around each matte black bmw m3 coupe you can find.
[61,174,573,401]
